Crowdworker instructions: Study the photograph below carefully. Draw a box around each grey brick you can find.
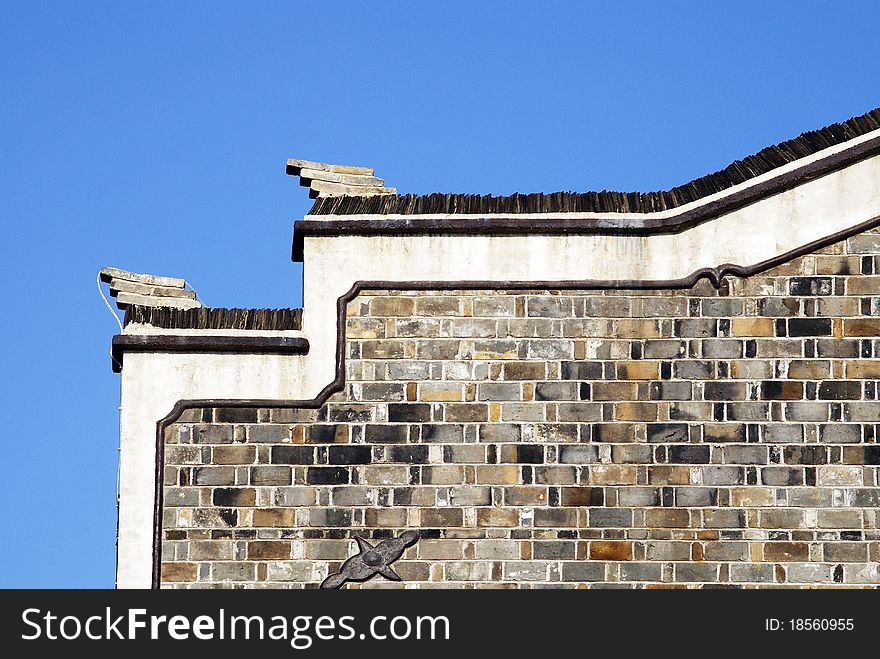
[388,361,431,380]
[726,402,770,421]
[527,296,572,317]
[703,509,746,528]
[722,445,767,464]
[669,402,712,420]
[787,563,833,583]
[558,445,599,464]
[645,541,690,561]
[619,562,662,581]
[704,541,749,561]
[504,561,550,581]
[816,339,859,358]
[611,445,653,464]
[702,339,743,358]
[533,541,576,559]
[423,424,465,443]
[675,563,718,582]
[250,466,291,486]
[762,424,804,443]
[581,297,631,317]
[535,423,580,442]
[478,383,522,401]
[473,297,517,317]
[555,403,603,421]
[213,562,256,582]
[758,297,800,316]
[704,381,747,400]
[589,508,633,527]
[730,564,775,583]
[360,383,406,401]
[192,425,235,444]
[560,361,603,380]
[844,402,880,422]
[443,318,497,338]
[761,467,803,486]
[192,467,235,486]
[478,424,521,443]
[785,402,829,422]
[618,487,660,506]
[674,319,717,338]
[701,298,743,316]
[651,382,694,401]
[163,487,200,506]
[701,466,744,485]
[535,381,580,401]
[703,423,746,443]
[647,423,689,443]
[527,340,574,359]
[674,361,715,379]
[443,444,486,464]
[818,424,862,444]
[449,486,492,506]
[560,562,605,582]
[675,487,717,507]
[533,466,578,485]
[642,340,686,359]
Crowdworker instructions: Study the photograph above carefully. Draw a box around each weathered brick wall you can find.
[161,229,880,588]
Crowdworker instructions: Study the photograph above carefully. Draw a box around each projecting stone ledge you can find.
[100,266,202,311]
[286,158,397,198]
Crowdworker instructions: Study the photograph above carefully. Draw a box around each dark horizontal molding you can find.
[293,130,880,261]
[308,107,880,217]
[111,334,309,372]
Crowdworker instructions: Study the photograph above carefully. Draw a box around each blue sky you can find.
[1,2,878,587]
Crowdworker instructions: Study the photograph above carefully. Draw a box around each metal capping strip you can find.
[291,132,880,261]
[111,335,310,373]
[149,213,880,587]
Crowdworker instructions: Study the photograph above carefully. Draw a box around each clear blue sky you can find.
[1,2,878,587]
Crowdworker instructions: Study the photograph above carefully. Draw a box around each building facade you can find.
[110,109,880,588]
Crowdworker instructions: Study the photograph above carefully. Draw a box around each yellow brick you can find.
[617,361,660,380]
[749,542,762,562]
[846,276,880,295]
[590,465,638,485]
[369,297,414,317]
[648,466,690,485]
[614,402,659,421]
[475,465,520,485]
[844,319,880,337]
[476,507,520,527]
[161,562,197,582]
[252,509,295,527]
[420,382,463,402]
[731,317,775,337]
[846,361,880,378]
[614,319,662,339]
[730,487,775,507]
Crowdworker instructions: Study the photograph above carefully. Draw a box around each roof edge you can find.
[292,129,880,261]
[308,107,880,216]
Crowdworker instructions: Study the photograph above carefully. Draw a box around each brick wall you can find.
[160,228,880,588]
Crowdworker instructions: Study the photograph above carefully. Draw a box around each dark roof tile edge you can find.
[123,306,303,331]
[308,107,880,216]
